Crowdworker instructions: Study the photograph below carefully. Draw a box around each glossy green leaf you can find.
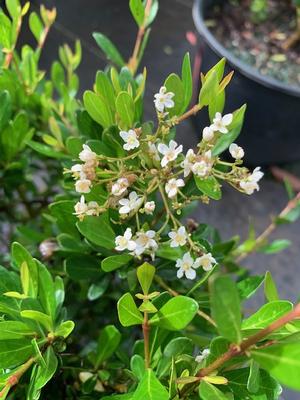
[0,321,35,340]
[211,276,242,343]
[149,296,198,330]
[31,347,58,394]
[131,369,169,400]
[0,339,34,369]
[181,52,193,112]
[237,275,264,300]
[54,321,75,338]
[264,271,279,302]
[199,380,229,400]
[194,176,222,200]
[130,354,145,380]
[65,255,101,281]
[137,262,155,295]
[242,301,293,331]
[129,0,145,27]
[251,342,300,390]
[49,200,79,238]
[247,360,260,393]
[93,32,125,67]
[29,12,44,42]
[199,70,218,107]
[95,325,121,367]
[116,91,135,129]
[164,73,184,116]
[117,293,143,327]
[95,70,116,112]
[83,90,114,128]
[77,213,115,249]
[21,310,52,332]
[101,254,133,272]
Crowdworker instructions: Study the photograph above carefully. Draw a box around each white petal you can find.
[185,268,196,280]
[177,268,184,278]
[222,113,233,126]
[157,143,169,155]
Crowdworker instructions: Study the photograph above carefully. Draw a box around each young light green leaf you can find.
[101,254,133,272]
[29,12,44,43]
[251,342,300,390]
[242,301,293,331]
[95,325,121,368]
[83,90,114,128]
[149,296,198,330]
[137,262,155,295]
[93,32,125,67]
[21,310,53,332]
[117,293,143,327]
[129,0,145,27]
[181,52,193,112]
[95,71,116,112]
[264,271,279,302]
[199,70,218,107]
[211,276,242,343]
[54,321,75,338]
[259,239,291,254]
[164,73,184,116]
[199,380,229,400]
[131,369,169,400]
[116,91,135,129]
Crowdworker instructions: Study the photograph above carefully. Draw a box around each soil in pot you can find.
[206,0,300,88]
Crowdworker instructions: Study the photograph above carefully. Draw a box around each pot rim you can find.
[192,0,300,98]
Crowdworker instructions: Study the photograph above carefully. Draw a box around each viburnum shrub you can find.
[1,0,300,399]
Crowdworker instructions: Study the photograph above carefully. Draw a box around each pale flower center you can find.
[182,262,191,271]
[119,237,128,247]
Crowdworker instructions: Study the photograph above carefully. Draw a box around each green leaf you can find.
[6,0,21,20]
[32,347,58,392]
[211,276,242,343]
[199,71,218,107]
[131,369,169,400]
[101,254,133,272]
[137,262,155,295]
[87,277,109,300]
[37,261,56,321]
[0,321,35,340]
[156,243,183,261]
[65,255,101,281]
[116,91,135,129]
[259,239,291,254]
[49,200,79,238]
[29,12,44,42]
[242,301,293,331]
[129,0,145,27]
[0,90,11,131]
[27,140,68,159]
[237,275,264,300]
[83,90,114,128]
[117,293,143,327]
[251,342,300,390]
[199,380,229,400]
[264,271,279,302]
[247,360,260,393]
[0,339,33,369]
[21,310,53,332]
[95,325,121,368]
[149,296,198,330]
[164,73,184,117]
[0,11,12,49]
[54,321,75,338]
[212,104,247,156]
[181,53,193,112]
[77,214,115,249]
[95,71,116,113]
[130,354,145,380]
[194,176,222,200]
[93,32,125,67]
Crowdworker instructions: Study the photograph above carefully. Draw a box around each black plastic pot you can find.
[193,0,300,165]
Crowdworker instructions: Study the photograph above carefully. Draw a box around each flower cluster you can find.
[68,86,264,280]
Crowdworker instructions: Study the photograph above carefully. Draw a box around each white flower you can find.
[119,129,140,151]
[195,253,216,272]
[134,230,158,256]
[181,149,196,177]
[79,144,97,165]
[75,178,92,193]
[240,167,264,195]
[148,143,160,161]
[157,140,183,168]
[229,143,244,160]
[154,86,175,112]
[111,177,129,197]
[192,160,210,177]
[74,195,88,219]
[115,228,136,251]
[202,126,215,141]
[165,178,185,198]
[211,112,233,134]
[175,252,199,280]
[119,191,143,214]
[195,349,210,363]
[168,226,188,247]
[144,201,156,215]
[71,164,84,179]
